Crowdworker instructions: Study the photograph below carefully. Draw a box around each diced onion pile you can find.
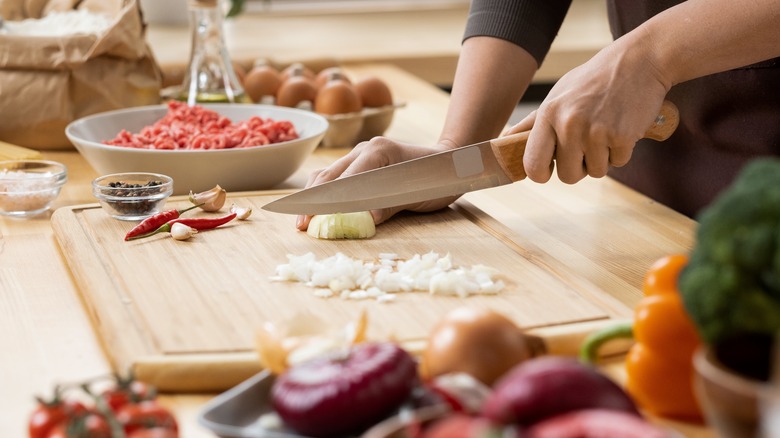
[271,251,505,301]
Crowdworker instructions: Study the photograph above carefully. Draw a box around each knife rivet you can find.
[654,115,666,125]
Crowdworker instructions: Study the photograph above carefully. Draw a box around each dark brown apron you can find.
[605,0,780,218]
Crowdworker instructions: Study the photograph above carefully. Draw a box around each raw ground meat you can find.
[104,101,299,150]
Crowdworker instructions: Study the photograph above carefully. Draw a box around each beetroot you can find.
[481,356,640,426]
[271,342,419,437]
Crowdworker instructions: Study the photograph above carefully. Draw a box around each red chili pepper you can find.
[127,212,237,241]
[124,204,202,241]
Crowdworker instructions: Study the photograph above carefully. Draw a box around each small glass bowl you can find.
[92,172,173,221]
[0,160,68,218]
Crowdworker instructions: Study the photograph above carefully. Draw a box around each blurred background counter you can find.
[145,0,612,89]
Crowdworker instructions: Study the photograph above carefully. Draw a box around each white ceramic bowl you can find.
[65,104,328,195]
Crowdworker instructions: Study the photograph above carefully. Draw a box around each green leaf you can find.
[226,0,245,17]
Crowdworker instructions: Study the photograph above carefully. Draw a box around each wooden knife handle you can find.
[489,99,680,182]
[644,99,680,141]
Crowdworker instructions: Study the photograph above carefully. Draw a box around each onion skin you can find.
[481,356,641,426]
[271,342,419,437]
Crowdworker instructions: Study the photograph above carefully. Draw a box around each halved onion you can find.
[307,211,375,239]
[255,309,368,374]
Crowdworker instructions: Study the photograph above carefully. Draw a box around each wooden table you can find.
[0,64,710,437]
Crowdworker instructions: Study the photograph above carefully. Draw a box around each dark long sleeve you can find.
[463,0,573,66]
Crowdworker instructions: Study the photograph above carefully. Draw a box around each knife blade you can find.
[263,100,679,215]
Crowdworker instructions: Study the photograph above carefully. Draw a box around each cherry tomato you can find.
[45,412,111,438]
[29,396,87,438]
[116,400,178,436]
[101,378,154,412]
[128,428,179,438]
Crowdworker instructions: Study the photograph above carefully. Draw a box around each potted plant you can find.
[678,157,780,437]
[227,0,245,17]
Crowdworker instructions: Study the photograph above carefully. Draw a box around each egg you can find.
[276,76,317,108]
[355,76,393,108]
[231,61,247,86]
[244,64,282,103]
[314,78,363,115]
[421,307,545,386]
[280,62,316,83]
[314,67,351,90]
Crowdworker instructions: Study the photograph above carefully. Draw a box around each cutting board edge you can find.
[134,315,629,393]
[132,351,263,393]
[51,205,162,373]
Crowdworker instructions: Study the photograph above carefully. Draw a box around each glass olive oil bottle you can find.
[179,0,250,104]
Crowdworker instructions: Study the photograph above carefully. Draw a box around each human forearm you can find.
[438,36,537,149]
[635,0,780,87]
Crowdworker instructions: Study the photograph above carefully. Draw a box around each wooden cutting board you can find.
[52,192,635,392]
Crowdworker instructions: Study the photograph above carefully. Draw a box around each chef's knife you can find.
[263,100,679,215]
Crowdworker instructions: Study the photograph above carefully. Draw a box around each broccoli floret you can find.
[679,158,780,346]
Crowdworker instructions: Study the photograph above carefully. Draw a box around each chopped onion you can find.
[307,212,376,239]
[271,251,505,301]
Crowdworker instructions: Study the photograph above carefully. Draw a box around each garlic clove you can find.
[230,203,253,220]
[171,222,198,240]
[189,185,227,212]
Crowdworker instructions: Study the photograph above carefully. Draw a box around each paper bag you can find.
[0,0,162,149]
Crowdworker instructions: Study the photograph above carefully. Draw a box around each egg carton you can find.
[319,102,405,148]
[159,85,403,149]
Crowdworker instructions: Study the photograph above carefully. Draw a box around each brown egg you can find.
[244,64,282,103]
[314,78,363,115]
[276,76,317,108]
[231,61,247,86]
[420,307,545,386]
[280,62,316,83]
[355,76,393,108]
[314,67,351,90]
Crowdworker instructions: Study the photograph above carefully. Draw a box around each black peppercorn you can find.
[102,180,167,215]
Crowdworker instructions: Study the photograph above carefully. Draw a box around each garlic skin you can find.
[171,222,198,241]
[230,203,252,220]
[189,185,227,212]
